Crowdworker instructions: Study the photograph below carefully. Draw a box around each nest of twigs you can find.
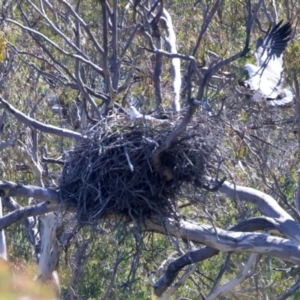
[59,115,215,223]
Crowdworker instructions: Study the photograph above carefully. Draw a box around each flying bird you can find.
[243,20,293,106]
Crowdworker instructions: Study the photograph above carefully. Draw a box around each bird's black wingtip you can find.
[272,20,292,39]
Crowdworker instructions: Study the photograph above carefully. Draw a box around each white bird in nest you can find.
[127,106,144,120]
[243,20,293,106]
[127,106,169,122]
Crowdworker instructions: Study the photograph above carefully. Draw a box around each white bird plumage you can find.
[127,106,143,120]
[243,20,293,106]
[127,106,169,123]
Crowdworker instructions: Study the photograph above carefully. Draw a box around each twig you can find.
[152,99,198,176]
[124,147,134,172]
[6,18,104,75]
[210,253,232,292]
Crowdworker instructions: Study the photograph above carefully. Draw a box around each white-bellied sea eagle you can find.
[243,20,293,106]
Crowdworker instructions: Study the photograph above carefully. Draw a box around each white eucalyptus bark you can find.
[18,141,43,186]
[153,34,163,108]
[2,178,300,298]
[150,0,181,111]
[0,198,7,261]
[206,253,257,300]
[217,180,292,219]
[161,8,181,111]
[37,213,61,291]
[153,217,281,296]
[145,218,300,265]
[2,197,41,261]
[216,180,300,243]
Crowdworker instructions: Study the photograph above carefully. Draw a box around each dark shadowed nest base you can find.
[59,118,216,223]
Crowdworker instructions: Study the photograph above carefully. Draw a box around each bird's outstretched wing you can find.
[244,21,293,105]
[255,21,292,85]
[243,21,293,106]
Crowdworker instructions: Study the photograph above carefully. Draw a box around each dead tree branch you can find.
[145,217,300,264]
[196,0,262,101]
[150,0,164,109]
[0,199,7,261]
[37,213,61,287]
[152,99,198,176]
[0,97,83,140]
[152,215,287,296]
[0,181,59,203]
[206,253,257,300]
[0,201,57,231]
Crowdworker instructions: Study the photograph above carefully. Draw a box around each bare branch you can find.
[42,157,64,165]
[119,23,141,60]
[2,196,41,262]
[17,140,43,186]
[143,46,203,81]
[145,217,300,265]
[1,197,22,210]
[65,240,89,299]
[6,18,104,75]
[182,0,224,99]
[215,179,300,243]
[270,0,279,23]
[111,0,119,91]
[150,0,164,109]
[0,199,7,261]
[101,234,121,300]
[100,0,114,112]
[37,213,61,287]
[161,7,181,111]
[210,253,232,292]
[153,215,284,296]
[28,0,85,56]
[0,201,57,231]
[0,181,59,203]
[160,264,197,300]
[209,178,293,220]
[152,100,198,177]
[73,3,101,121]
[197,0,262,100]
[261,0,273,24]
[57,0,104,54]
[192,0,224,56]
[0,96,83,140]
[206,253,257,300]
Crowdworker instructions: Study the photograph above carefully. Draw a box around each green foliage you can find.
[0,30,6,62]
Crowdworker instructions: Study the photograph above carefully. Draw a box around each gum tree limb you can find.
[0,97,83,140]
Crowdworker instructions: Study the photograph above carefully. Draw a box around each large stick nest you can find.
[59,114,217,223]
